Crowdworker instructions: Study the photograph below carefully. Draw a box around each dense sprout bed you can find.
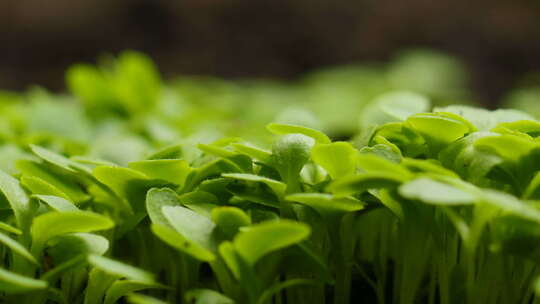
[0,51,540,304]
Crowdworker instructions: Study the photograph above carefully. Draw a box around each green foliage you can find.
[1,49,540,304]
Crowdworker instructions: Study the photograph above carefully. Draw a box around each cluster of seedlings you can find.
[0,52,539,304]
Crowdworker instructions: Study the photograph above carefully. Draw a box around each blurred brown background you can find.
[1,0,540,105]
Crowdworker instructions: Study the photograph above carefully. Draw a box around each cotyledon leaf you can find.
[145,188,182,228]
[128,159,191,186]
[88,255,155,283]
[32,194,79,212]
[357,153,413,178]
[183,158,244,191]
[327,172,406,196]
[474,134,538,163]
[93,166,148,195]
[406,112,472,155]
[311,142,358,179]
[0,169,35,230]
[267,123,331,144]
[360,91,430,128]
[222,173,287,197]
[162,205,217,251]
[151,224,216,262]
[434,105,535,131]
[48,233,109,263]
[399,177,476,205]
[145,144,182,160]
[21,176,71,201]
[400,158,458,177]
[71,156,118,168]
[29,145,84,174]
[439,131,502,183]
[31,211,114,256]
[104,280,169,304]
[231,142,272,163]
[0,267,48,293]
[16,160,89,204]
[492,120,540,137]
[233,220,310,265]
[93,165,167,212]
[197,143,237,158]
[211,206,251,239]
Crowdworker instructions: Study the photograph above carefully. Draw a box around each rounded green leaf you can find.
[211,206,251,238]
[163,205,217,251]
[406,113,472,155]
[88,255,155,283]
[475,134,538,163]
[233,220,310,265]
[197,144,237,158]
[31,211,114,255]
[145,144,183,160]
[357,154,412,178]
[311,142,358,179]
[231,143,272,163]
[439,131,502,183]
[151,224,216,262]
[17,160,89,204]
[21,176,71,201]
[360,91,430,128]
[113,51,161,114]
[145,188,181,227]
[48,233,109,263]
[93,165,166,212]
[29,145,81,174]
[327,172,406,196]
[434,105,535,131]
[129,159,191,186]
[267,123,331,144]
[32,195,79,212]
[399,177,476,205]
[400,158,458,177]
[492,120,540,137]
[66,64,113,108]
[93,166,148,195]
